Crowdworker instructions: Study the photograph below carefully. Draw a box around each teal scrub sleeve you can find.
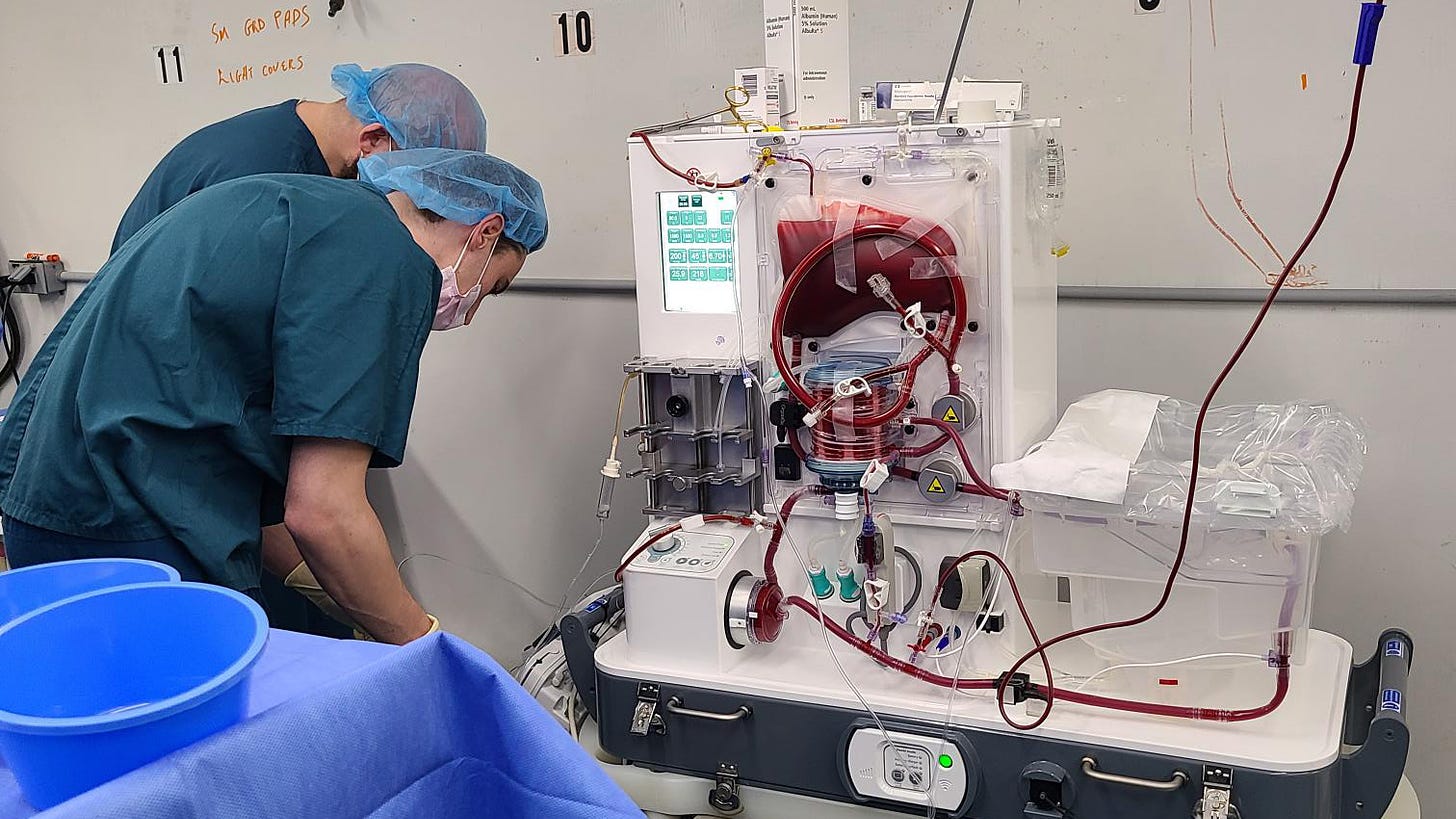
[269,227,437,468]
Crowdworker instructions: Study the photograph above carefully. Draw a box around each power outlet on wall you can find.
[6,258,66,296]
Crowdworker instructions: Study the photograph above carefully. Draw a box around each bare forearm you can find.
[287,506,429,644]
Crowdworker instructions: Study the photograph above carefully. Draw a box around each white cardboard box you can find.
[764,0,851,128]
[876,78,1027,121]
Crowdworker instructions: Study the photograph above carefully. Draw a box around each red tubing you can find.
[1054,664,1290,722]
[762,485,831,586]
[772,223,968,423]
[907,416,1008,501]
[999,64,1374,720]
[630,131,756,189]
[888,465,992,498]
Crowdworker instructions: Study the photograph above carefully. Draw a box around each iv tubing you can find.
[999,51,1377,716]
[907,416,1008,501]
[763,485,832,586]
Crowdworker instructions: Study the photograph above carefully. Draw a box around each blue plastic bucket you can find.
[0,558,180,628]
[0,582,268,809]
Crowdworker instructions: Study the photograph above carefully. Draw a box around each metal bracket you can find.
[629,683,665,736]
[707,762,744,815]
[1195,764,1233,819]
[937,125,986,139]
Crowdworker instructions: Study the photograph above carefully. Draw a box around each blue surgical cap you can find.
[360,148,549,253]
[331,63,488,152]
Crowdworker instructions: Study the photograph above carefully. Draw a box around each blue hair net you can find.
[360,148,549,253]
[331,63,488,152]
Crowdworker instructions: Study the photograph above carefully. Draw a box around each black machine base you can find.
[592,630,1412,819]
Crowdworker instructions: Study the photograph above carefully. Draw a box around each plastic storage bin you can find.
[0,582,268,809]
[0,558,180,628]
[1022,399,1364,665]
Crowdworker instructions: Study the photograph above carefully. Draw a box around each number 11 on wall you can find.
[554,10,595,56]
[153,44,186,84]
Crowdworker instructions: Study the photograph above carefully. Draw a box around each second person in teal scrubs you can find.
[0,149,547,645]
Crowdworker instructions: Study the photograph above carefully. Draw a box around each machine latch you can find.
[1195,764,1235,819]
[629,683,665,736]
[707,762,744,815]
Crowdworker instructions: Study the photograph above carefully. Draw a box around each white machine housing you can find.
[605,121,1363,806]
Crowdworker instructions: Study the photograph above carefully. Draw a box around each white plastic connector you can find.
[802,410,822,428]
[833,376,871,399]
[859,459,891,492]
[950,363,964,375]
[901,302,928,338]
[681,514,708,531]
[864,578,891,613]
[833,492,860,521]
[601,457,623,479]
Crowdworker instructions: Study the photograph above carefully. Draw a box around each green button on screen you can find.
[938,754,954,769]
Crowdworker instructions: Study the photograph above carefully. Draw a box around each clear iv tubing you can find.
[772,224,968,426]
[712,374,733,469]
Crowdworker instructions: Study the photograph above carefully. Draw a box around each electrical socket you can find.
[6,260,66,296]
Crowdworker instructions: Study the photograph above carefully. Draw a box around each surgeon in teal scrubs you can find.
[111,62,489,253]
[0,149,547,645]
[109,63,489,636]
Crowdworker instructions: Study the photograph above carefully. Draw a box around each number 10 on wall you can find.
[554,10,595,56]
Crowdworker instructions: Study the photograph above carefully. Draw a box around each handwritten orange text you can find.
[217,64,254,84]
[216,55,306,86]
[210,6,310,45]
[261,56,306,76]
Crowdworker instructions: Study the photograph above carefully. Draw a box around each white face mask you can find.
[433,234,497,331]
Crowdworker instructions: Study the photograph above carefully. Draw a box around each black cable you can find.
[933,0,977,123]
[0,284,22,388]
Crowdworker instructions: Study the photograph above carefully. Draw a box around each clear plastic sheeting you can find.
[1019,396,1366,535]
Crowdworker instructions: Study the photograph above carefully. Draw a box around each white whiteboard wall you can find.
[3,0,1449,289]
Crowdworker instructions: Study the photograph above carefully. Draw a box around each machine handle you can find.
[1338,629,1413,819]
[666,697,752,722]
[1080,757,1188,792]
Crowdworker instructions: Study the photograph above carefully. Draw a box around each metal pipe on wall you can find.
[54,272,1456,305]
[505,279,1456,306]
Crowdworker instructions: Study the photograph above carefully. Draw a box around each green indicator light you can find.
[938,754,954,769]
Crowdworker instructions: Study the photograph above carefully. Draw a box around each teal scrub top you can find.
[0,174,441,590]
[111,100,331,254]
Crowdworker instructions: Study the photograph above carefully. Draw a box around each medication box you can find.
[764,0,851,128]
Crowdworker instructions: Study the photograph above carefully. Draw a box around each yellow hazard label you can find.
[927,477,947,494]
[941,405,960,424]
